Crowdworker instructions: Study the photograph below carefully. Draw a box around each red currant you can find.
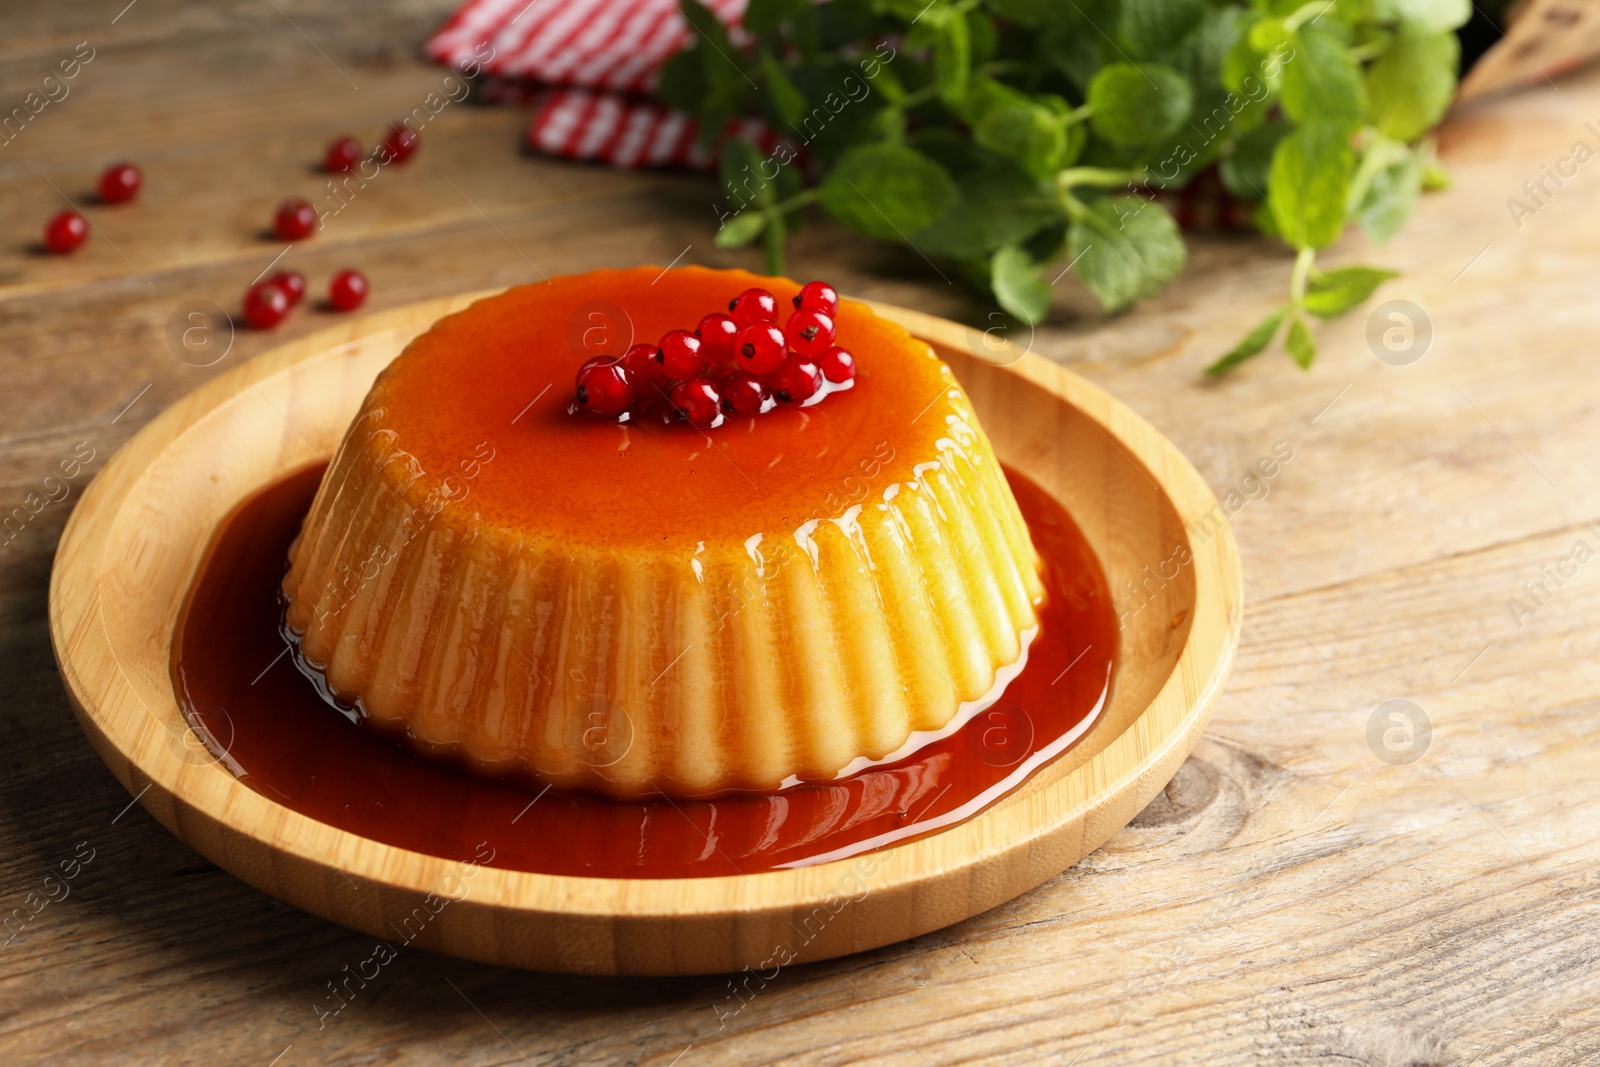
[718,371,768,417]
[274,198,317,241]
[784,308,835,360]
[271,270,306,306]
[695,312,740,366]
[767,354,822,405]
[244,281,291,330]
[575,357,634,418]
[654,329,705,380]
[325,136,362,174]
[792,281,839,316]
[670,378,722,428]
[621,342,668,398]
[733,322,786,375]
[380,123,419,165]
[728,287,778,328]
[329,269,368,311]
[819,345,857,384]
[43,211,88,254]
[97,163,141,204]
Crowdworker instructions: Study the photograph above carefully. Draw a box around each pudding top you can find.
[365,266,969,550]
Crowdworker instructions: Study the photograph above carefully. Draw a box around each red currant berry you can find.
[792,280,839,315]
[695,312,740,366]
[728,287,778,328]
[718,371,768,417]
[784,308,835,360]
[733,322,786,375]
[43,211,88,254]
[575,357,634,418]
[243,281,291,330]
[97,163,142,204]
[325,135,362,174]
[767,354,822,405]
[670,378,722,428]
[654,329,705,380]
[819,345,856,384]
[328,269,368,311]
[270,270,306,306]
[621,342,668,397]
[380,123,419,165]
[274,198,317,241]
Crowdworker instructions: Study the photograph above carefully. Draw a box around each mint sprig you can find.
[669,0,1467,375]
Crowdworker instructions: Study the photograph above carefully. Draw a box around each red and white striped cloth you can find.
[425,0,779,168]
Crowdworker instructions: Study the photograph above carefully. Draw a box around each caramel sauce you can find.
[173,465,1117,878]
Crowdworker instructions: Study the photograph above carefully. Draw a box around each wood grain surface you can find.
[2,1,1599,1062]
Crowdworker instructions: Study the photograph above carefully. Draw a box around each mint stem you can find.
[1290,247,1314,309]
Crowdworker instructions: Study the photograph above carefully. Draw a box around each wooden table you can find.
[4,3,1598,1063]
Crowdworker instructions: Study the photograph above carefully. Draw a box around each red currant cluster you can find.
[572,281,857,428]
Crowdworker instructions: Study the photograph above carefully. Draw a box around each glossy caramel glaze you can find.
[281,268,1044,798]
[176,464,1116,878]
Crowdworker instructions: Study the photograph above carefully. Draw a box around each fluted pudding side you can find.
[282,267,1043,798]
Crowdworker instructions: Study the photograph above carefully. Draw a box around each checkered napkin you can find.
[425,0,783,169]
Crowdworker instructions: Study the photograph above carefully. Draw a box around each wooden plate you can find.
[49,292,1241,976]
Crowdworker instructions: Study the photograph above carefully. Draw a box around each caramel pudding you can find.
[281,267,1043,798]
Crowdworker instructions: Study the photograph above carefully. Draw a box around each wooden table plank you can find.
[5,2,1600,1064]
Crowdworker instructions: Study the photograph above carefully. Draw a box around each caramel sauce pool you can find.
[172,464,1118,878]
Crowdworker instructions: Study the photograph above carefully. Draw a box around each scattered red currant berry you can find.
[270,270,306,306]
[380,123,419,165]
[792,281,838,315]
[575,357,634,418]
[695,312,740,366]
[784,308,835,360]
[43,211,88,254]
[819,345,856,384]
[670,378,722,428]
[325,135,362,174]
[274,198,317,241]
[768,355,822,405]
[97,163,142,204]
[718,371,768,417]
[654,329,705,380]
[728,287,778,328]
[328,269,368,311]
[243,281,291,330]
[733,322,786,375]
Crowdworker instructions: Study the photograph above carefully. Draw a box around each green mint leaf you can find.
[933,10,972,104]
[968,10,998,65]
[975,98,1069,180]
[1367,29,1459,142]
[720,138,776,210]
[1066,196,1187,311]
[818,144,959,240]
[1377,0,1471,34]
[656,48,706,113]
[715,209,769,248]
[1220,119,1288,200]
[1280,24,1366,134]
[987,0,1064,29]
[759,50,809,129]
[1087,63,1195,147]
[1120,0,1208,60]
[1206,304,1288,375]
[912,165,1062,258]
[1303,265,1399,318]
[1285,314,1316,369]
[991,245,1053,326]
[1268,123,1355,250]
[1355,152,1422,244]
